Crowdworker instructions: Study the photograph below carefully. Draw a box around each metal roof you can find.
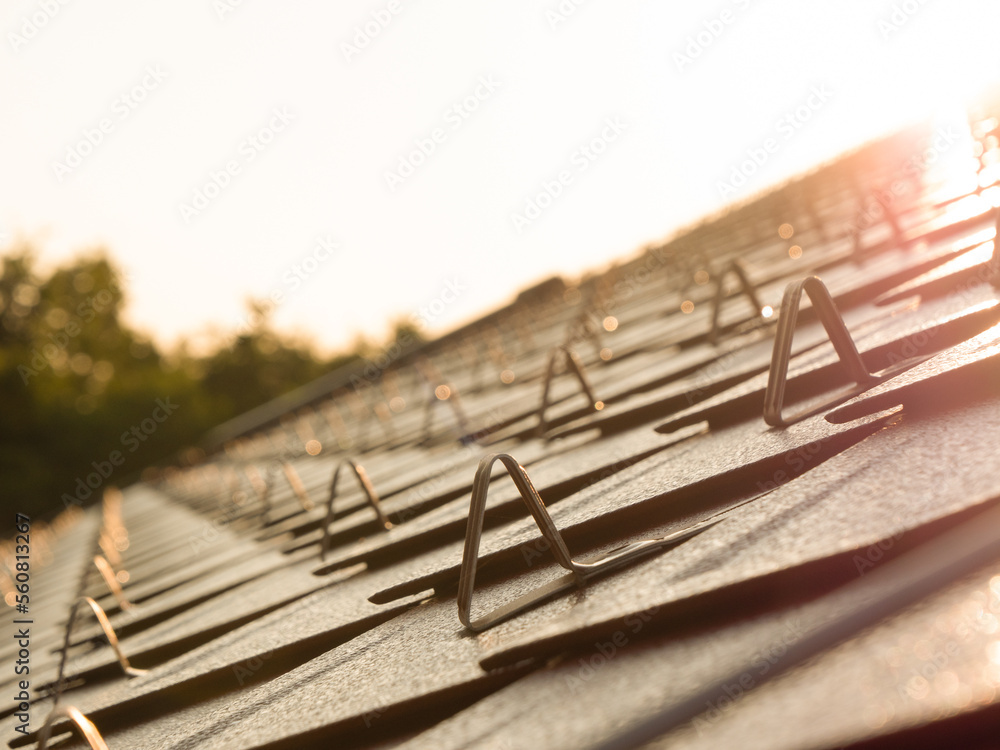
[4,118,1000,750]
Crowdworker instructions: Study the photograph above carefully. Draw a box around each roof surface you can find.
[4,116,1000,750]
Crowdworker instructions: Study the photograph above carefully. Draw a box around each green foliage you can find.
[0,247,363,530]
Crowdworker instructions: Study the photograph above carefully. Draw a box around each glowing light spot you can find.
[982,185,1000,207]
[933,670,960,696]
[13,283,40,307]
[680,300,694,314]
[116,570,130,584]
[982,612,999,634]
[602,316,618,332]
[70,353,93,376]
[863,704,888,729]
[389,396,406,412]
[906,674,930,700]
[944,194,989,223]
[92,360,115,382]
[500,369,515,384]
[975,118,998,137]
[45,307,69,329]
[788,245,803,259]
[885,646,904,668]
[694,270,710,285]
[778,223,794,239]
[988,641,1000,666]
[73,272,95,293]
[594,401,605,411]
[978,163,1000,188]
[435,385,451,400]
[600,347,613,361]
[305,439,322,455]
[5,592,15,607]
[913,639,934,661]
[761,305,774,318]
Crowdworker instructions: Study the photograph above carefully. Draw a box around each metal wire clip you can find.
[37,704,109,750]
[763,275,928,426]
[708,259,771,345]
[280,460,315,512]
[78,596,148,677]
[320,458,392,560]
[537,346,603,436]
[457,453,721,631]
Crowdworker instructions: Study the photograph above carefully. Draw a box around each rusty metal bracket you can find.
[422,382,470,441]
[764,276,874,426]
[243,463,272,521]
[991,208,1000,288]
[564,308,603,359]
[320,459,391,560]
[537,346,603,436]
[759,273,936,427]
[92,555,132,612]
[280,460,314,512]
[457,453,721,632]
[79,596,148,677]
[708,259,770,345]
[37,704,109,750]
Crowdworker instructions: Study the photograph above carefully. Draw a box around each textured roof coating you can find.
[9,120,1000,750]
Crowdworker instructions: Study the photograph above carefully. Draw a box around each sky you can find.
[3,0,1000,355]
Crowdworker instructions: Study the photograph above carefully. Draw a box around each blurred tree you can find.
[0,248,375,531]
[389,317,425,347]
[0,248,198,524]
[200,299,334,416]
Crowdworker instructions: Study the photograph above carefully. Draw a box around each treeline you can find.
[0,246,415,528]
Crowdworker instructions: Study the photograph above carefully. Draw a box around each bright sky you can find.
[3,0,1000,355]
